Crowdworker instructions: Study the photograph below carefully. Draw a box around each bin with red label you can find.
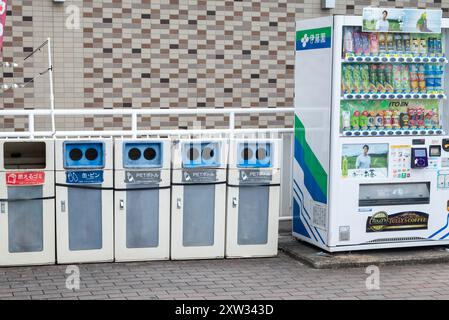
[55,139,113,264]
[0,140,55,266]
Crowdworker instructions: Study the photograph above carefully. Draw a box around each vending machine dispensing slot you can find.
[359,182,431,206]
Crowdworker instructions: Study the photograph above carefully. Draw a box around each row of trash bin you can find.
[0,138,281,266]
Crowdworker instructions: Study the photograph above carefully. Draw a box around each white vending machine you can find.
[55,139,114,263]
[114,139,171,262]
[0,140,55,266]
[293,11,449,251]
[171,139,227,260]
[226,139,281,258]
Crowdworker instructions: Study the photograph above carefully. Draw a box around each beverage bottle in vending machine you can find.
[375,111,384,129]
[418,65,426,92]
[343,28,354,56]
[394,34,403,53]
[435,35,442,55]
[377,64,386,92]
[354,31,363,55]
[409,64,419,92]
[401,64,411,93]
[392,64,402,92]
[362,33,371,56]
[424,64,434,92]
[342,111,351,131]
[433,64,443,92]
[368,111,376,130]
[428,37,435,56]
[432,108,440,128]
[392,110,400,129]
[386,34,395,54]
[411,35,420,55]
[352,65,362,93]
[378,33,387,54]
[369,64,378,92]
[351,110,360,130]
[419,37,428,55]
[384,64,394,92]
[425,110,434,129]
[417,108,425,129]
[360,110,369,130]
[369,33,379,56]
[361,65,370,93]
[403,34,411,53]
[408,108,417,129]
[384,110,392,129]
[400,112,410,129]
[342,65,353,94]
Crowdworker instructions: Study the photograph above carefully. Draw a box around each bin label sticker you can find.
[6,171,45,186]
[239,169,272,184]
[182,170,217,183]
[125,171,161,185]
[66,170,104,184]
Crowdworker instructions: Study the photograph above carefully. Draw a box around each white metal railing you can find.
[0,107,294,138]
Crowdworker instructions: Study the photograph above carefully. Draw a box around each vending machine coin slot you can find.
[429,145,442,157]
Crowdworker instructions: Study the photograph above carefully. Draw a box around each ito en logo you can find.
[301,33,310,48]
[365,265,380,290]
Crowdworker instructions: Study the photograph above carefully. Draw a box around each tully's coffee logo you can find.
[366,211,429,233]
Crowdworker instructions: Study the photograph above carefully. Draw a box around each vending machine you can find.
[293,11,449,251]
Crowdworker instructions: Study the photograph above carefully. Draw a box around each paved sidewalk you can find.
[0,252,449,300]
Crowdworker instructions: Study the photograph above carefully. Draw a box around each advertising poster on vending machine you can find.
[341,143,389,179]
[363,8,442,33]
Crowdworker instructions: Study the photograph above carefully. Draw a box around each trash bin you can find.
[171,139,228,260]
[114,139,171,262]
[55,139,114,264]
[226,139,281,258]
[0,140,55,266]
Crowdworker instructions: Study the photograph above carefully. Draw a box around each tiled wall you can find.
[1,0,449,132]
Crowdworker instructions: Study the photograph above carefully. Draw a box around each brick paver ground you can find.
[0,252,448,300]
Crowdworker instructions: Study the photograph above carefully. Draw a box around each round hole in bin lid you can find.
[128,148,141,161]
[202,147,215,160]
[256,147,268,161]
[85,148,99,161]
[69,148,83,161]
[144,147,157,161]
[241,147,253,161]
[187,147,199,161]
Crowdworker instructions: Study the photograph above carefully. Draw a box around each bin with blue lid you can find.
[114,139,171,262]
[55,139,113,264]
[225,139,281,258]
[170,139,228,260]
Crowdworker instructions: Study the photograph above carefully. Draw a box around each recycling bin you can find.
[171,139,228,260]
[114,139,171,262]
[226,139,281,258]
[55,139,113,264]
[0,140,55,266]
